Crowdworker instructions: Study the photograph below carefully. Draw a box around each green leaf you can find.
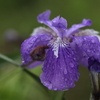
[0,53,48,91]
[0,53,20,66]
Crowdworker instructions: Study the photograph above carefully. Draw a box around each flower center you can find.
[49,37,72,58]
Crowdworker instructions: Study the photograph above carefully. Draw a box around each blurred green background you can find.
[0,0,100,100]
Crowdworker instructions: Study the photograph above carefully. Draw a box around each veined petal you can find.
[40,46,79,91]
[31,27,57,37]
[66,19,92,37]
[73,36,100,69]
[21,33,52,66]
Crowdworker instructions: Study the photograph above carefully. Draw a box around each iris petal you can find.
[37,10,67,38]
[37,10,51,23]
[66,19,92,37]
[52,16,67,29]
[40,46,79,91]
[26,61,43,69]
[21,33,52,66]
[73,36,100,71]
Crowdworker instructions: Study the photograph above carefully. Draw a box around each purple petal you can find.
[21,33,52,66]
[73,36,100,71]
[37,10,51,23]
[25,61,43,69]
[88,57,100,72]
[37,10,67,38]
[66,19,92,37]
[52,16,67,29]
[40,46,79,91]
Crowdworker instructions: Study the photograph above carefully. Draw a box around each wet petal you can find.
[66,19,92,37]
[21,33,52,66]
[73,36,100,68]
[27,61,43,69]
[40,46,79,91]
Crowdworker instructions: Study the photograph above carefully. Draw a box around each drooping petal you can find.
[73,36,100,70]
[66,19,92,37]
[40,46,79,91]
[21,33,52,66]
[26,61,43,69]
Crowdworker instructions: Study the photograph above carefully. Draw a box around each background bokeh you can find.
[0,0,100,100]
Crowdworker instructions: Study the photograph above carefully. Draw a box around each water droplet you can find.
[43,82,48,86]
[84,37,86,40]
[70,63,74,68]
[48,84,52,89]
[65,78,67,81]
[22,60,24,63]
[91,40,95,43]
[54,88,57,90]
[62,77,64,80]
[64,68,67,74]
[87,49,90,52]
[73,58,76,61]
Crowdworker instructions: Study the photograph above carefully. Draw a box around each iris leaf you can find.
[0,53,48,91]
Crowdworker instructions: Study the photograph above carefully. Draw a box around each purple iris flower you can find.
[21,10,100,91]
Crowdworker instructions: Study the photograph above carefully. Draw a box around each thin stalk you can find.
[0,53,47,91]
[55,91,66,100]
[0,53,20,66]
[89,71,100,100]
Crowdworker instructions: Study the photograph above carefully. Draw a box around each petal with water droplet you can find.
[73,36,100,71]
[40,46,79,91]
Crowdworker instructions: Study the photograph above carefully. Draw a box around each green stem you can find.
[89,71,100,100]
[55,91,65,100]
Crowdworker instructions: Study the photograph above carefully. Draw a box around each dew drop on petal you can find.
[48,84,52,89]
[91,39,95,43]
[70,63,74,68]
[43,81,48,86]
[54,88,57,90]
[84,37,86,40]
[65,78,67,81]
[22,60,25,63]
[87,49,90,52]
[73,57,76,61]
[64,68,67,74]
[62,77,64,80]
